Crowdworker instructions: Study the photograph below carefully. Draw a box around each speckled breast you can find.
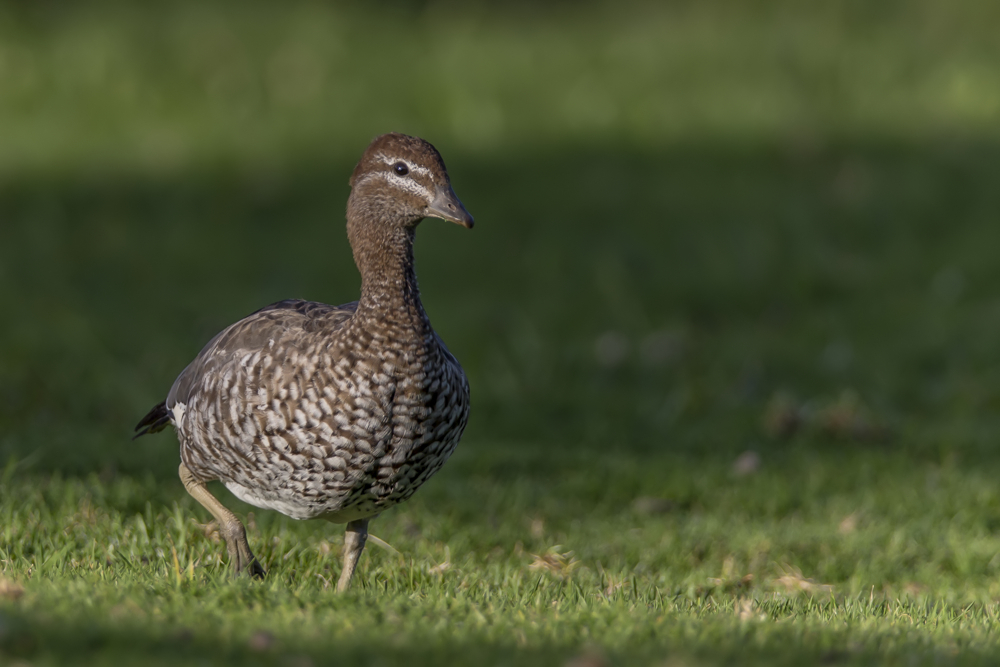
[174,326,470,523]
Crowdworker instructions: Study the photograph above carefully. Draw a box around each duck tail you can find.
[133,401,170,440]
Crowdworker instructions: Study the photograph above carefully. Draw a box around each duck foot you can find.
[179,463,265,578]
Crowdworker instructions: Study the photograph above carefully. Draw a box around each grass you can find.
[3,0,1000,664]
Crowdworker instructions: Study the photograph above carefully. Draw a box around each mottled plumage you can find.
[135,133,473,590]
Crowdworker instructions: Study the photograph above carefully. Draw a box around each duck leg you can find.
[179,463,266,578]
[336,518,370,592]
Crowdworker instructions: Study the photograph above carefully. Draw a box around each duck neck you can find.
[349,217,431,336]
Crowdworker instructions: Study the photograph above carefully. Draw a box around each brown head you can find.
[348,133,473,230]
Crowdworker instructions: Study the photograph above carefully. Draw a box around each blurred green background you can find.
[4,0,1000,663]
[3,0,1000,477]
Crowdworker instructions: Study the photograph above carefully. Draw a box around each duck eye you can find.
[393,162,409,176]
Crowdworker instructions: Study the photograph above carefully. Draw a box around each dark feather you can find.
[133,401,170,440]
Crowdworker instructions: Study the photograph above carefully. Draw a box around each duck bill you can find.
[426,184,474,228]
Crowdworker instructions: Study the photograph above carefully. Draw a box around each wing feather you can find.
[133,299,357,437]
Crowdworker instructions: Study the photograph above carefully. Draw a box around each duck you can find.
[134,132,473,591]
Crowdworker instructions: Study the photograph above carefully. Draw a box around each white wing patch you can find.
[171,402,188,428]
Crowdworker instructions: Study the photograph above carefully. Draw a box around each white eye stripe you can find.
[356,171,433,201]
[373,153,432,177]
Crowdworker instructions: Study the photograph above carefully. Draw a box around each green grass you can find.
[4,0,1000,664]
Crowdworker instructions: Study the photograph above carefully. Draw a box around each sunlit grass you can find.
[5,451,1000,666]
[1,0,1000,175]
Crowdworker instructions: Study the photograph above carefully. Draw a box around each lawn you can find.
[3,1,1000,665]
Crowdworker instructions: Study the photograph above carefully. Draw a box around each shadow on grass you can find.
[2,137,1000,482]
[3,592,1000,667]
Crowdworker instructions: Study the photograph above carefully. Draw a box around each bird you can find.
[134,133,473,592]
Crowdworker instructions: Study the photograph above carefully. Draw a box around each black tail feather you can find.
[133,401,170,440]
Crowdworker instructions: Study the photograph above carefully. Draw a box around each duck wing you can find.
[133,299,357,438]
